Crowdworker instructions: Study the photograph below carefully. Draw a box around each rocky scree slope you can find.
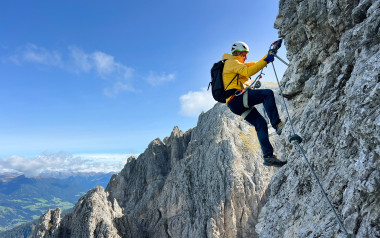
[256,0,380,238]
[32,89,286,238]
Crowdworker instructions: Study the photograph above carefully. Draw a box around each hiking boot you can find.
[276,120,286,135]
[263,155,287,167]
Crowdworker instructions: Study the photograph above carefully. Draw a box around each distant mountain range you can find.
[0,172,115,234]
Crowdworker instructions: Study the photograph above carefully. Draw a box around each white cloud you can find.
[103,80,137,97]
[179,87,216,117]
[10,43,63,66]
[7,43,176,97]
[146,71,175,86]
[92,51,116,75]
[0,152,139,177]
[68,47,136,96]
[68,46,92,72]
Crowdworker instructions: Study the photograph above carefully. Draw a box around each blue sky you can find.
[0,0,287,163]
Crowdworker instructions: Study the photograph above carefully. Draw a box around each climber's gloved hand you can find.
[273,39,282,50]
[269,39,282,55]
[264,53,275,63]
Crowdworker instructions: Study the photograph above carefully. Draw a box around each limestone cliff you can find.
[256,0,380,237]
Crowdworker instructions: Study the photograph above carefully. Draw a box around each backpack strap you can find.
[224,74,239,91]
[223,59,239,91]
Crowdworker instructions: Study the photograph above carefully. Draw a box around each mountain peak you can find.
[33,98,279,237]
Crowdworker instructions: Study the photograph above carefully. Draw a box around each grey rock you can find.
[33,208,62,238]
[105,102,280,238]
[33,187,123,238]
[257,0,380,237]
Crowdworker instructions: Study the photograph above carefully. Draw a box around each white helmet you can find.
[231,42,249,54]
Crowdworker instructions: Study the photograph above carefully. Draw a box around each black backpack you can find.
[208,60,239,103]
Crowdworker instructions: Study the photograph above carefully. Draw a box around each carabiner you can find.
[234,89,246,97]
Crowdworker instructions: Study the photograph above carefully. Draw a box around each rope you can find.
[245,69,264,91]
[271,61,351,237]
[271,63,297,135]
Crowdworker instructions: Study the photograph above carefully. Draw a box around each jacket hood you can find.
[222,53,244,63]
[222,53,236,60]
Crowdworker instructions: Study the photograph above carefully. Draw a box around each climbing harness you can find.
[226,69,266,119]
[241,92,252,119]
[270,40,353,237]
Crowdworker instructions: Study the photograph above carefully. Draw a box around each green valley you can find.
[0,172,113,233]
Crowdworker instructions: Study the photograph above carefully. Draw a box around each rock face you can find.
[32,91,284,238]
[256,0,380,237]
[33,187,123,238]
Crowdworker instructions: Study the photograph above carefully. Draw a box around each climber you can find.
[223,41,287,167]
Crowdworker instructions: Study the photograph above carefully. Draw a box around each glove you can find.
[273,39,282,50]
[269,39,282,55]
[264,53,274,63]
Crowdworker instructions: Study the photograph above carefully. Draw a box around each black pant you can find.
[227,89,281,157]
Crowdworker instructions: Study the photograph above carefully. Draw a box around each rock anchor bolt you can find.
[288,134,303,144]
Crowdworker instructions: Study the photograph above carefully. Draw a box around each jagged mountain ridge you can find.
[32,84,285,237]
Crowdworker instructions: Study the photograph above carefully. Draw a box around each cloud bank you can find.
[179,87,216,117]
[0,152,138,177]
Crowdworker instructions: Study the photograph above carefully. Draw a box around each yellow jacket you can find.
[222,53,268,103]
